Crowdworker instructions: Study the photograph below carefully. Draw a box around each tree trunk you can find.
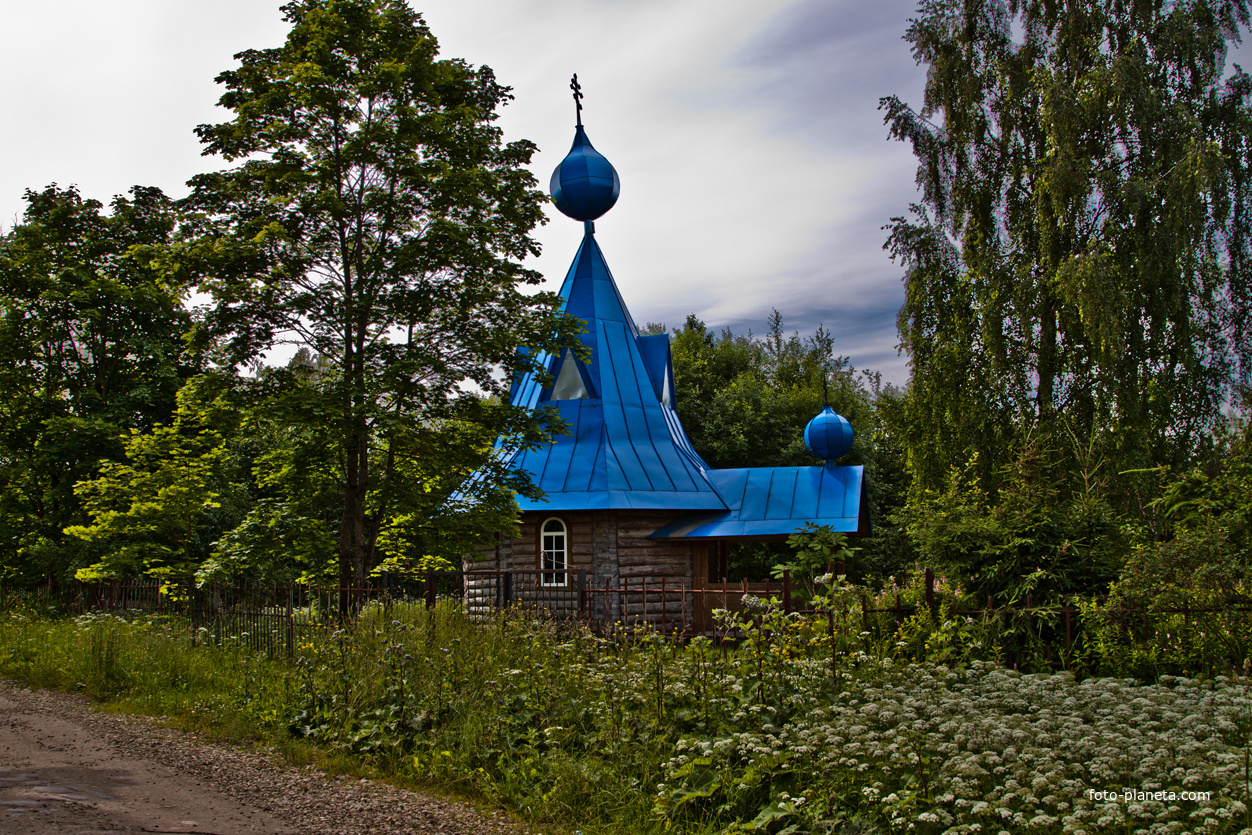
[1037,291,1057,424]
[338,426,369,621]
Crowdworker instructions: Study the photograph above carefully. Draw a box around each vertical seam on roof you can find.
[618,404,659,491]
[734,471,750,518]
[601,321,655,491]
[564,403,593,492]
[761,468,781,518]
[649,408,698,491]
[584,417,608,492]
[590,237,638,337]
[601,409,630,491]
[623,336,674,490]
[557,236,590,301]
[542,405,577,493]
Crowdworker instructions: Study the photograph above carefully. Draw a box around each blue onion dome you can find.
[804,405,854,463]
[550,124,620,221]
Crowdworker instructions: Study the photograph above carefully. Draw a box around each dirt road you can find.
[0,680,528,835]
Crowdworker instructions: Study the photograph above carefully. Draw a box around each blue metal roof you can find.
[646,465,867,539]
[480,115,866,537]
[507,228,725,512]
[499,228,867,528]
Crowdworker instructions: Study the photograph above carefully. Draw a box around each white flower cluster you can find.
[660,659,1252,833]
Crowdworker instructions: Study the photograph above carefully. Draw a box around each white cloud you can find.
[1,0,927,384]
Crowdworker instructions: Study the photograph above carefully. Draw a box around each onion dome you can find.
[550,75,619,221]
[804,405,853,464]
[550,124,620,221]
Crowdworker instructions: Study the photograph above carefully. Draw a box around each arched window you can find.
[540,517,567,587]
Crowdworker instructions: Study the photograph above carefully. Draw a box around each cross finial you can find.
[570,73,584,127]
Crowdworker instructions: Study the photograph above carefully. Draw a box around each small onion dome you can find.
[804,405,854,463]
[550,125,620,221]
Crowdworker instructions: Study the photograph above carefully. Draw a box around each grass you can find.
[3,592,1252,834]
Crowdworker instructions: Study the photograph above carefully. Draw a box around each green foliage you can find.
[67,377,248,592]
[206,499,337,584]
[11,592,1252,832]
[773,523,860,603]
[670,311,870,471]
[883,0,1252,497]
[181,0,582,600]
[1090,415,1252,678]
[903,437,1123,604]
[1155,414,1252,551]
[0,185,195,586]
[263,606,684,830]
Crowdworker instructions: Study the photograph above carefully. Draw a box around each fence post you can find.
[425,572,437,610]
[286,580,294,659]
[682,580,688,636]
[661,577,667,633]
[1183,600,1189,647]
[503,571,513,608]
[782,569,792,614]
[925,568,937,622]
[642,578,647,629]
[578,568,588,622]
[1063,595,1072,671]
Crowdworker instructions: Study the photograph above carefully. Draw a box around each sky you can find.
[0,0,930,385]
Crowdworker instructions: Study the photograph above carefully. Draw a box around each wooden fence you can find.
[10,569,1252,673]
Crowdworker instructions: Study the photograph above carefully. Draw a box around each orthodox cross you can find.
[570,73,584,127]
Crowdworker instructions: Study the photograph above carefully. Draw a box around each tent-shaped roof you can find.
[490,107,866,538]
[506,226,727,512]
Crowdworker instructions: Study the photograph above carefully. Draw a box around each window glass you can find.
[541,518,567,586]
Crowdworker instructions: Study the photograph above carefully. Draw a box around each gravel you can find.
[0,679,537,835]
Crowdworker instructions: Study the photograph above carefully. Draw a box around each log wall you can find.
[462,509,698,629]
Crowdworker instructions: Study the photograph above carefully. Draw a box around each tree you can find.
[670,311,870,470]
[0,185,194,586]
[205,351,516,585]
[183,0,579,610]
[903,438,1124,602]
[68,377,247,594]
[882,0,1252,496]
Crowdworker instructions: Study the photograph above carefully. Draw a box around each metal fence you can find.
[10,569,1252,674]
[19,576,465,656]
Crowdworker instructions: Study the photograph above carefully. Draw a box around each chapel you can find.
[465,83,867,631]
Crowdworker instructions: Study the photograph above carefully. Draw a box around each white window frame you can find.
[540,517,568,587]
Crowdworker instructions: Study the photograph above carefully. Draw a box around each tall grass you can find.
[4,593,1252,833]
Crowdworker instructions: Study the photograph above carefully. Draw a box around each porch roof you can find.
[645,464,867,539]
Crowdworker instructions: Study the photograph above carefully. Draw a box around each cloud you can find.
[1,0,922,386]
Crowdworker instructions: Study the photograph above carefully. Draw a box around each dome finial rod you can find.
[570,73,584,127]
